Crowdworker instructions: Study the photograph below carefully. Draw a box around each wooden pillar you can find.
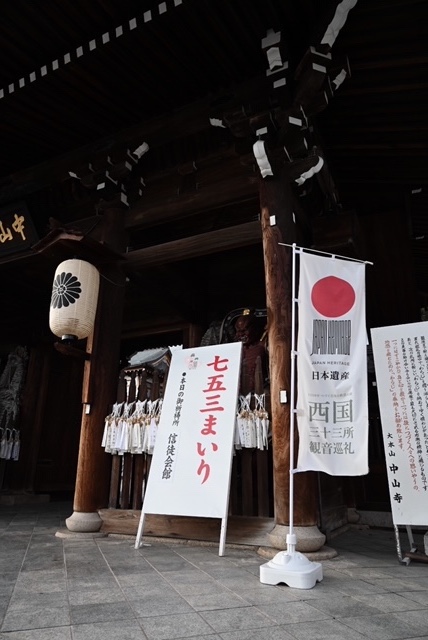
[259,169,322,550]
[66,205,127,532]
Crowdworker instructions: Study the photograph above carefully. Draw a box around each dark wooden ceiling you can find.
[0,0,323,177]
[0,0,425,181]
[1,0,427,344]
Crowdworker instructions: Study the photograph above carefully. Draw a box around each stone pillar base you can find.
[347,507,361,524]
[65,511,103,533]
[267,524,326,553]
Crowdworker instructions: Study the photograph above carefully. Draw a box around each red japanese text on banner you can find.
[142,342,242,518]
[296,252,369,475]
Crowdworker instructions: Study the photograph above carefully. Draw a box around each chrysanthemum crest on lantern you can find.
[49,259,100,341]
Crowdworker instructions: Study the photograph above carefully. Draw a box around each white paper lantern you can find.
[49,259,100,341]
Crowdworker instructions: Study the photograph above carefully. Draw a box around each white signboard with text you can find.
[135,342,242,553]
[371,321,428,525]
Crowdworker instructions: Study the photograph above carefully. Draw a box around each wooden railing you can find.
[108,448,273,516]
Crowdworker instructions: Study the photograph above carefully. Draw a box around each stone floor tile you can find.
[393,609,428,635]
[0,572,18,595]
[283,618,369,640]
[199,606,277,633]
[307,593,385,617]
[400,589,428,605]
[172,549,220,563]
[237,586,302,605]
[147,560,197,573]
[71,619,148,640]
[70,601,135,625]
[219,628,297,640]
[0,503,427,640]
[129,593,194,618]
[0,561,26,573]
[68,586,126,605]
[162,570,218,588]
[278,583,345,601]
[139,611,215,639]
[0,626,72,639]
[326,566,394,580]
[214,573,264,591]
[104,562,155,576]
[7,591,68,612]
[65,565,112,579]
[182,591,249,611]
[354,592,427,612]
[1,606,71,632]
[114,571,166,588]
[66,575,119,591]
[361,577,428,592]
[13,570,67,594]
[193,566,244,580]
[169,581,228,597]
[338,612,425,640]
[255,600,332,625]
[20,556,65,572]
[121,582,178,599]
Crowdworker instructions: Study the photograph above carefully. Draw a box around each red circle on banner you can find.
[311,276,355,318]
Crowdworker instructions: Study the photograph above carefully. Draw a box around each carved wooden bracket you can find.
[54,341,91,361]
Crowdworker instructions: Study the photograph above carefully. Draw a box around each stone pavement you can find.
[1,501,428,640]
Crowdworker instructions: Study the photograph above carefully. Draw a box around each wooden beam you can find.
[0,96,215,205]
[39,146,258,233]
[124,221,262,270]
[121,320,197,341]
[126,152,258,230]
[54,342,90,361]
[0,77,264,207]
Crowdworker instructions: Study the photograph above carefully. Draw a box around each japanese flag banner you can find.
[296,251,369,475]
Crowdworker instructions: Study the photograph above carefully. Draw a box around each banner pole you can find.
[259,243,323,588]
[287,242,298,553]
[278,242,373,265]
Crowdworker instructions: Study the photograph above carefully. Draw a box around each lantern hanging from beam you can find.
[49,259,100,341]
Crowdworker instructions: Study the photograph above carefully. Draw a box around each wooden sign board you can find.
[0,201,39,257]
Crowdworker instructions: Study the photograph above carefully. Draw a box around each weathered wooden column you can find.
[65,203,127,533]
[227,0,358,551]
[259,170,323,552]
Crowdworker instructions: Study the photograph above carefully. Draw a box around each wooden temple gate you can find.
[3,0,424,546]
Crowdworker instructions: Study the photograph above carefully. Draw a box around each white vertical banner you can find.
[142,342,242,518]
[371,321,428,525]
[296,251,369,475]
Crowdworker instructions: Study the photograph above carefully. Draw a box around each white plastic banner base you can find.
[260,552,323,589]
